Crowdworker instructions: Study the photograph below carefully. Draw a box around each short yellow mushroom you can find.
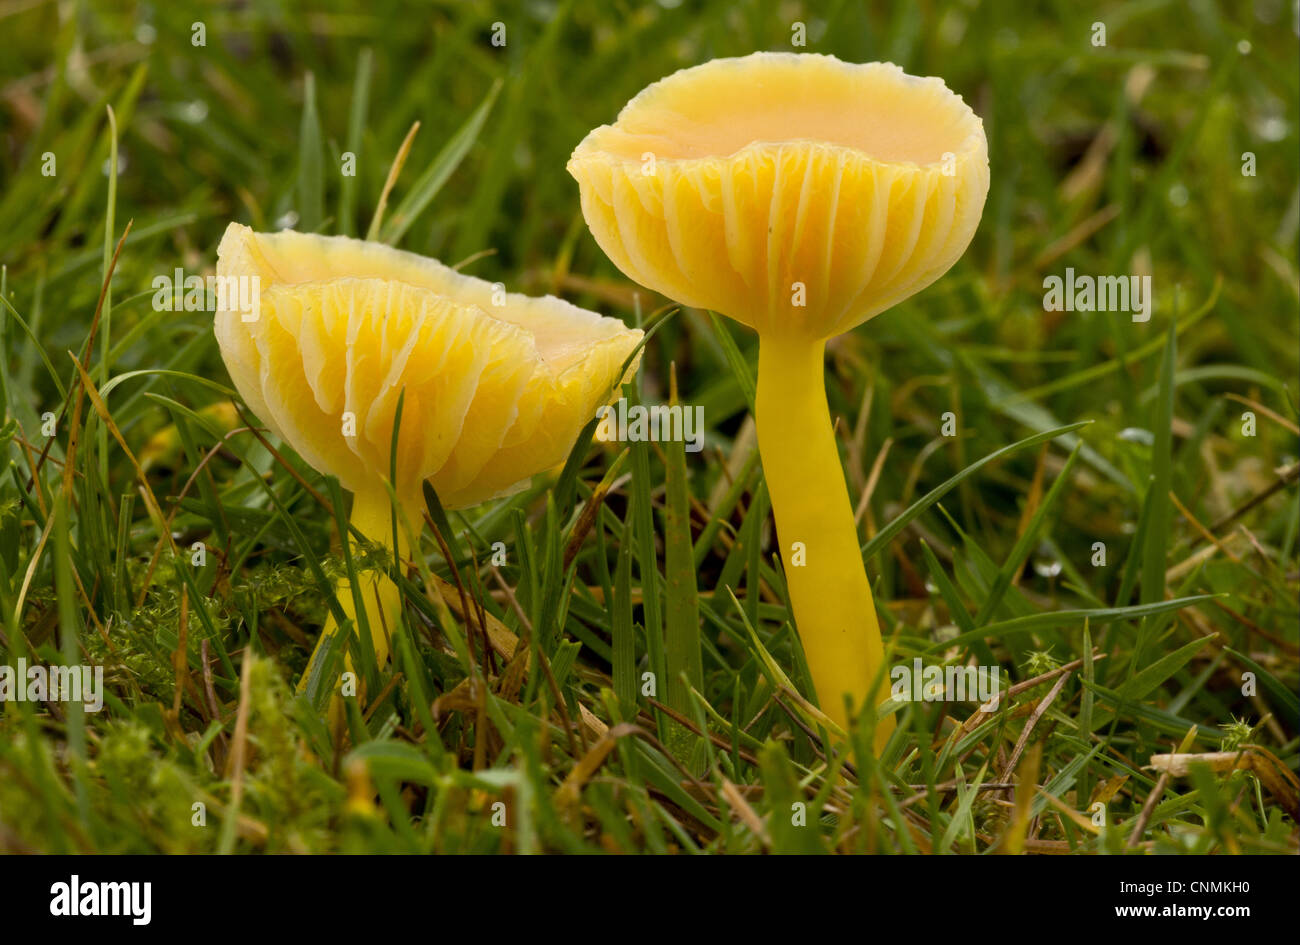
[568,53,989,743]
[213,223,642,705]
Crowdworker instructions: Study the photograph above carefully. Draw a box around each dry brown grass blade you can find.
[367,120,420,239]
[1001,741,1043,854]
[853,434,893,528]
[1089,773,1130,807]
[495,647,530,703]
[1171,490,1241,563]
[224,649,255,822]
[1033,204,1120,267]
[555,722,638,812]
[171,584,189,719]
[562,451,629,570]
[1147,746,1300,820]
[432,571,520,660]
[999,670,1071,783]
[1128,728,1202,846]
[431,675,483,722]
[720,777,771,847]
[1205,461,1299,537]
[1223,393,1300,436]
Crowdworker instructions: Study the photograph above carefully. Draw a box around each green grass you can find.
[0,0,1296,854]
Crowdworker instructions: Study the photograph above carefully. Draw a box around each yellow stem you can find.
[298,488,416,721]
[755,336,893,749]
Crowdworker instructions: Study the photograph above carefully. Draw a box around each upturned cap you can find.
[568,52,989,339]
[214,224,642,508]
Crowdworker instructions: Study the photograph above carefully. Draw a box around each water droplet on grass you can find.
[1118,427,1154,446]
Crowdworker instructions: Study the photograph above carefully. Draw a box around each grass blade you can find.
[297,71,324,232]
[339,48,373,237]
[973,443,1082,625]
[382,79,502,245]
[862,421,1090,561]
[662,365,703,754]
[930,595,1215,653]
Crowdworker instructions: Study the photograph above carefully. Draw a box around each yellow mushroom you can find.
[213,223,643,706]
[568,53,989,744]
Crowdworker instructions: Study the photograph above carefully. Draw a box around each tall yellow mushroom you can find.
[214,224,642,708]
[568,53,989,743]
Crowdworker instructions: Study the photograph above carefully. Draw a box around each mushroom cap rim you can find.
[219,223,643,382]
[567,53,987,176]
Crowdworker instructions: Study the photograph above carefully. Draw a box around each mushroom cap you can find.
[214,224,643,509]
[567,53,989,339]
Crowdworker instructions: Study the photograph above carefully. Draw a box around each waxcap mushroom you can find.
[214,223,642,697]
[569,53,989,745]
